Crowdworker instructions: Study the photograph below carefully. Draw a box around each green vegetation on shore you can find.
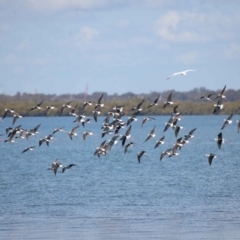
[1,99,240,116]
[1,87,240,116]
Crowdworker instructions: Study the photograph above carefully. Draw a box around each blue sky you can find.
[0,0,240,95]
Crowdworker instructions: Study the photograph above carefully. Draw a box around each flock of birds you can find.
[1,71,240,174]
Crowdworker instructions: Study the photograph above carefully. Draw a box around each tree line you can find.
[1,87,240,116]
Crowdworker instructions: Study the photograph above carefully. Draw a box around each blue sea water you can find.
[0,115,240,240]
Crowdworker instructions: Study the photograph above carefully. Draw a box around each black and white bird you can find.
[163,115,174,132]
[68,126,79,140]
[184,128,197,141]
[124,141,134,154]
[93,110,101,122]
[221,112,233,130]
[12,113,24,125]
[45,105,57,116]
[147,95,160,108]
[83,131,93,140]
[141,117,155,128]
[137,150,146,163]
[2,108,17,119]
[95,93,104,109]
[126,111,139,126]
[173,125,183,138]
[213,97,224,114]
[29,101,44,112]
[160,148,172,161]
[94,140,107,158]
[237,120,240,133]
[215,132,223,149]
[200,93,216,101]
[145,126,156,142]
[21,146,35,154]
[168,145,179,158]
[52,127,64,135]
[60,101,74,114]
[131,98,145,112]
[83,101,92,111]
[215,85,227,100]
[163,91,174,109]
[62,164,77,173]
[26,124,41,140]
[120,125,132,147]
[48,159,62,175]
[154,136,165,149]
[39,134,53,147]
[206,153,217,166]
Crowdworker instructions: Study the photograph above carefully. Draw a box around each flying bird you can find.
[95,93,104,109]
[154,136,165,149]
[12,113,24,125]
[21,146,35,154]
[83,131,93,140]
[215,132,223,149]
[163,91,174,109]
[120,125,132,147]
[163,115,174,132]
[213,97,224,114]
[62,164,77,173]
[29,101,44,112]
[52,127,64,135]
[2,108,17,119]
[145,126,156,142]
[173,125,183,138]
[221,112,233,130]
[147,95,160,108]
[126,111,139,126]
[124,141,134,154]
[206,153,217,166]
[184,128,197,140]
[60,101,74,114]
[68,126,79,140]
[137,150,146,163]
[131,98,145,111]
[160,148,172,161]
[26,124,41,140]
[45,105,57,116]
[83,101,92,111]
[39,134,53,147]
[167,70,196,80]
[237,120,240,133]
[215,85,227,100]
[48,159,62,175]
[141,117,155,128]
[93,110,101,122]
[200,93,216,101]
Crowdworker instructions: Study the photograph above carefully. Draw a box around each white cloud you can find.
[177,51,199,65]
[75,26,99,45]
[1,53,19,64]
[225,43,240,59]
[59,26,99,51]
[21,0,123,12]
[116,19,130,28]
[0,23,10,32]
[154,11,240,43]
[16,39,32,52]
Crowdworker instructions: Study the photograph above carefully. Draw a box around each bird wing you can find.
[189,128,197,135]
[97,93,104,104]
[167,72,181,79]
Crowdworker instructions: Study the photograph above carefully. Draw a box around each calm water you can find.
[0,115,240,240]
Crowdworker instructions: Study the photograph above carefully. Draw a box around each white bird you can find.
[167,70,196,80]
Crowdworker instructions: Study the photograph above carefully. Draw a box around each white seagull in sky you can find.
[167,70,196,80]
